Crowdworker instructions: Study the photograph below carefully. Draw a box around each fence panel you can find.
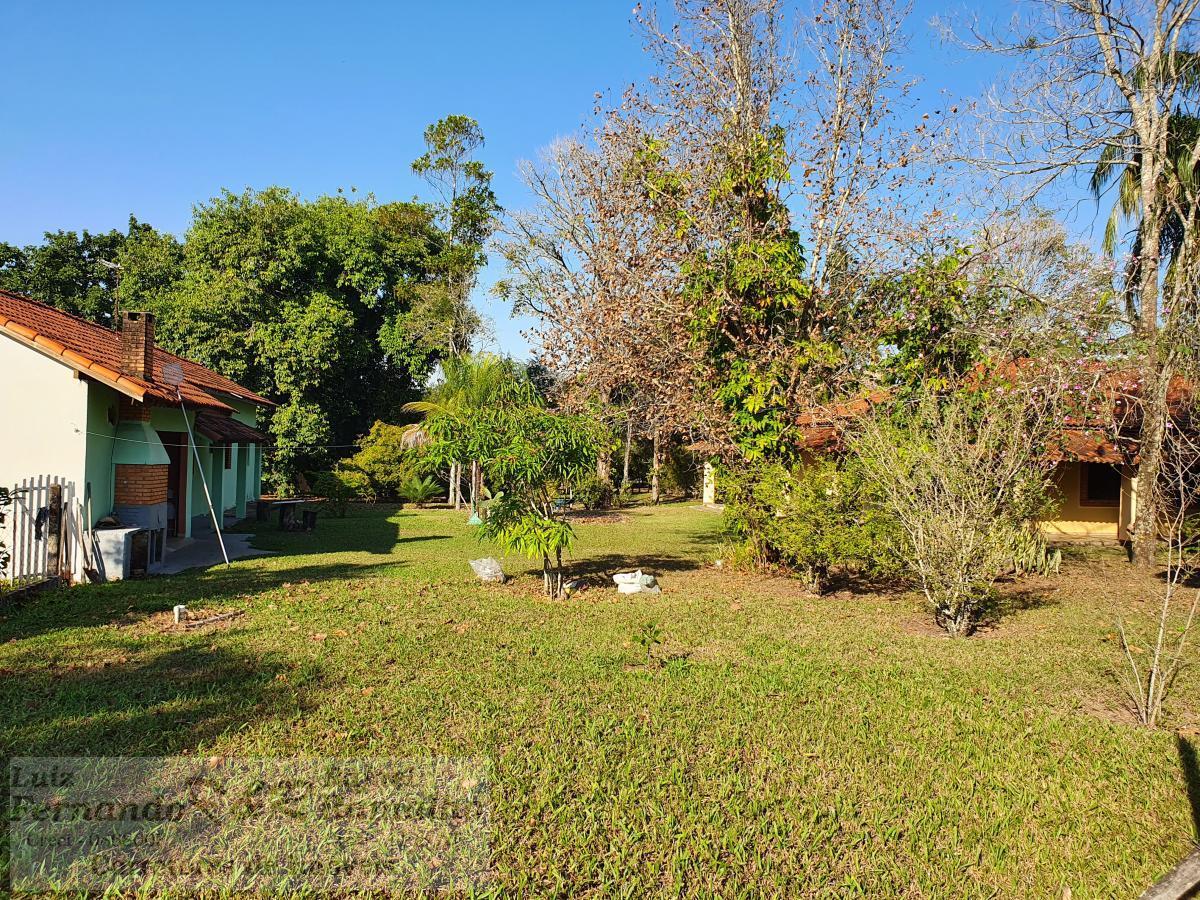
[6,476,75,588]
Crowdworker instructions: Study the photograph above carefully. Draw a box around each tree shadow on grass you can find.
[0,506,456,644]
[1,643,297,759]
[817,569,912,598]
[235,506,443,557]
[1180,735,1200,841]
[0,558,414,645]
[570,553,709,581]
[975,583,1060,630]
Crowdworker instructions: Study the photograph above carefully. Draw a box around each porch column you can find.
[209,444,225,528]
[1119,467,1138,543]
[234,443,248,519]
[703,459,718,506]
[186,433,206,539]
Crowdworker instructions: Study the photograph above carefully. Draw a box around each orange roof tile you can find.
[0,289,274,414]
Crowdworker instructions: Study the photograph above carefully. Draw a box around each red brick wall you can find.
[118,397,150,422]
[120,311,155,378]
[115,464,168,505]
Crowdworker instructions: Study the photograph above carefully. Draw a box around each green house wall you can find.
[80,384,265,540]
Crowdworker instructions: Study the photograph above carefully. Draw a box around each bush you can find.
[311,466,371,517]
[722,457,895,592]
[399,475,441,507]
[574,475,615,510]
[345,421,417,500]
[852,392,1056,636]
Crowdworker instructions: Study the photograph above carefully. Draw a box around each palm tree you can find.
[402,354,532,515]
[1089,51,1200,322]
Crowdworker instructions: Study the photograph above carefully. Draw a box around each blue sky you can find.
[3,1,1036,357]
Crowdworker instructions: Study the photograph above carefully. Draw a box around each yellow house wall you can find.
[1039,461,1125,542]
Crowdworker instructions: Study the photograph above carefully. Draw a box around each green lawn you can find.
[1,503,1197,897]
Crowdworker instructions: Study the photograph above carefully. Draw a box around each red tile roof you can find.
[0,290,273,413]
[194,412,267,444]
[791,369,1194,462]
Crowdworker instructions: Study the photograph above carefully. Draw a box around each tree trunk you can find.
[471,461,484,517]
[622,415,633,488]
[449,462,459,509]
[596,445,611,485]
[468,460,479,516]
[1128,120,1166,569]
[650,428,662,504]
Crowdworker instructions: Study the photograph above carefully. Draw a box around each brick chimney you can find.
[120,311,155,380]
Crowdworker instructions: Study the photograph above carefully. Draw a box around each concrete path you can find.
[158,533,272,575]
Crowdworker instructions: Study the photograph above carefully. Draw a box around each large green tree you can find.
[0,217,179,325]
[411,115,501,357]
[141,187,450,491]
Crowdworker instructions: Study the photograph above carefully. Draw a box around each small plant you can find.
[1009,527,1062,577]
[400,475,441,508]
[574,475,614,510]
[635,621,664,666]
[1117,426,1200,727]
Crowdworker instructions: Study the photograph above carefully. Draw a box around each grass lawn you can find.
[2,502,1198,896]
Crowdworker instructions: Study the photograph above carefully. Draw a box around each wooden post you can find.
[1139,847,1200,899]
[46,483,62,582]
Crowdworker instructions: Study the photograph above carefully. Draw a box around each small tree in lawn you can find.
[425,401,599,597]
[1117,397,1200,728]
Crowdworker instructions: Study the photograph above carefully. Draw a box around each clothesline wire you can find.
[80,429,362,451]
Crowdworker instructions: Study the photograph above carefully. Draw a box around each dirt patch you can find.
[566,511,629,524]
[131,608,245,634]
[1078,693,1140,727]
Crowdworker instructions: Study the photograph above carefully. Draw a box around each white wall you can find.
[0,333,92,580]
[0,334,89,492]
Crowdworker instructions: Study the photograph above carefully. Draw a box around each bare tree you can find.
[959,0,1200,566]
[798,0,951,298]
[499,0,957,462]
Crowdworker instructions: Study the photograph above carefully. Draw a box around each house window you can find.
[224,444,233,469]
[1080,463,1121,506]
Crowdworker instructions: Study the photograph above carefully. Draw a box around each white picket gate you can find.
[5,476,82,587]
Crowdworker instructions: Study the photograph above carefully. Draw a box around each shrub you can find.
[422,402,600,596]
[722,457,894,592]
[852,392,1056,636]
[345,421,416,500]
[574,475,615,510]
[311,466,371,517]
[399,475,441,507]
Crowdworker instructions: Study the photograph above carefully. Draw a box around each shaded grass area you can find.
[1,503,1197,896]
